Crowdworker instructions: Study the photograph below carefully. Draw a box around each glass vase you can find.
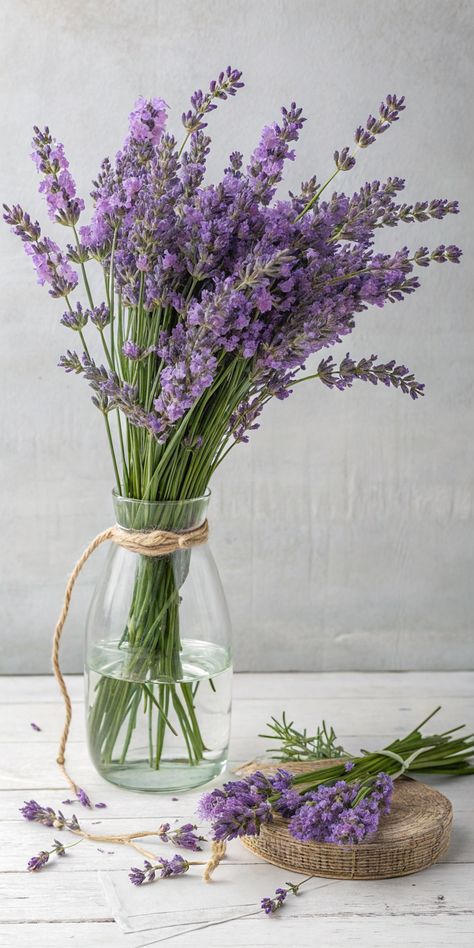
[85,491,232,792]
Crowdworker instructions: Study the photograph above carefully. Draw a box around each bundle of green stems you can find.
[276,708,474,798]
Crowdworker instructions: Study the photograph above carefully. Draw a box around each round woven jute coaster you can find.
[239,759,452,880]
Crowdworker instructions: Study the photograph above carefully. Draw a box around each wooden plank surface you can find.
[0,672,473,947]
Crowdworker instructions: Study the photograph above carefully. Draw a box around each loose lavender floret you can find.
[30,722,42,732]
[74,787,106,809]
[76,787,93,808]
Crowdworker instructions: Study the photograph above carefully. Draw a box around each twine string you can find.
[377,747,426,779]
[51,519,209,793]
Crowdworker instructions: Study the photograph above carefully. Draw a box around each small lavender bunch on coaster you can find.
[198,708,474,845]
[4,72,462,775]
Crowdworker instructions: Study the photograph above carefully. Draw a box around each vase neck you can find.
[112,492,210,532]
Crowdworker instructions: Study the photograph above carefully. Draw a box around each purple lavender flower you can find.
[58,350,83,374]
[288,774,394,845]
[122,339,143,360]
[60,302,88,331]
[3,205,78,296]
[3,80,462,464]
[27,850,50,872]
[76,788,93,809]
[354,94,406,151]
[198,772,274,841]
[158,854,190,878]
[182,67,243,134]
[127,97,168,146]
[260,877,311,916]
[129,864,148,885]
[129,855,190,885]
[88,303,110,331]
[261,887,287,914]
[30,722,42,732]
[31,126,84,225]
[20,800,59,827]
[158,822,205,851]
[20,800,80,831]
[248,103,305,204]
[26,836,77,872]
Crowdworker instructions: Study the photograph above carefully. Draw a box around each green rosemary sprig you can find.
[259,712,346,761]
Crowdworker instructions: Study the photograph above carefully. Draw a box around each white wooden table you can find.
[1,672,473,947]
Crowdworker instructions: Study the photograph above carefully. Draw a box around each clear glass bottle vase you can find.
[85,491,232,792]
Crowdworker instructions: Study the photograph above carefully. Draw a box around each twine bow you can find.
[377,747,427,778]
[51,519,209,794]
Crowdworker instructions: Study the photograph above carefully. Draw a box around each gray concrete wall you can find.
[1,0,472,673]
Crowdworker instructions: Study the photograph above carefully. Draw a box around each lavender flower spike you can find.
[20,800,60,827]
[31,125,84,225]
[129,855,190,885]
[197,772,274,841]
[20,800,81,831]
[261,887,287,914]
[158,822,205,851]
[172,823,205,851]
[27,851,50,872]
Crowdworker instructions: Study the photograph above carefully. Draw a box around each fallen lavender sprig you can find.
[261,876,312,915]
[129,854,194,885]
[198,708,474,844]
[27,836,83,871]
[20,800,213,879]
[30,722,42,732]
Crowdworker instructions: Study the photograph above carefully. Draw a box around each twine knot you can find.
[110,519,209,556]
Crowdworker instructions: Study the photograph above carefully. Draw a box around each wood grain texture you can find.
[0,672,473,946]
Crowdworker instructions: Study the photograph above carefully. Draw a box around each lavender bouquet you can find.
[4,68,461,784]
